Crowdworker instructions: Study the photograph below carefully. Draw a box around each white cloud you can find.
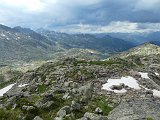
[0,0,99,27]
[100,21,138,33]
[0,0,160,30]
[0,0,48,12]
[53,21,160,33]
[0,0,100,13]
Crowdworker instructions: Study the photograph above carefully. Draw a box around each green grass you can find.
[147,117,154,120]
[29,95,42,103]
[0,70,22,89]
[68,96,114,119]
[0,81,12,89]
[39,94,71,120]
[64,68,95,82]
[87,96,113,116]
[0,74,4,81]
[75,58,136,69]
[0,95,70,120]
[37,84,48,93]
[0,109,22,120]
[0,77,16,89]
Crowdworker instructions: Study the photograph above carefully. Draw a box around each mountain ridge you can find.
[0,24,135,64]
[38,30,135,53]
[96,32,160,45]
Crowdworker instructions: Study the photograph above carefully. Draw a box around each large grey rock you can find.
[83,112,108,120]
[33,116,43,120]
[145,90,153,98]
[73,82,78,88]
[129,71,141,78]
[28,85,37,92]
[43,93,54,102]
[42,101,54,108]
[95,107,103,114]
[71,100,80,111]
[52,86,66,93]
[59,106,71,114]
[63,81,73,87]
[0,104,3,109]
[110,84,125,90]
[35,101,43,108]
[77,117,89,120]
[108,99,160,120]
[63,92,72,100]
[148,72,160,86]
[80,96,88,104]
[78,83,94,99]
[149,64,160,72]
[22,105,35,111]
[4,85,30,98]
[57,109,66,118]
[54,117,63,120]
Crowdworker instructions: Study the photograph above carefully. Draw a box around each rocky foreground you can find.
[0,43,160,120]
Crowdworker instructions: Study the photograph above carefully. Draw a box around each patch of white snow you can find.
[0,84,15,96]
[155,72,159,76]
[152,89,160,98]
[18,84,28,87]
[139,72,149,79]
[102,76,140,93]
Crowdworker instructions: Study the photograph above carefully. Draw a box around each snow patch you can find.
[18,84,28,87]
[155,72,159,76]
[111,89,127,94]
[102,71,160,97]
[139,72,159,79]
[87,49,96,54]
[139,72,149,79]
[153,89,160,97]
[0,84,15,96]
[102,76,140,93]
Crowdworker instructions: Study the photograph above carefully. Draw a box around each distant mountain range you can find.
[0,24,135,64]
[95,32,160,45]
[38,30,135,53]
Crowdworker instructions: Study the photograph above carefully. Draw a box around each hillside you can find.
[118,43,160,57]
[0,25,61,64]
[0,43,160,120]
[109,43,160,71]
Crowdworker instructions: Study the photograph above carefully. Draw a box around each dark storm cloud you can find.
[0,0,160,33]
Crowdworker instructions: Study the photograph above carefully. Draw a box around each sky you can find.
[0,0,160,33]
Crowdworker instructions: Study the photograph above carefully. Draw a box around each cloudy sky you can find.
[0,0,160,33]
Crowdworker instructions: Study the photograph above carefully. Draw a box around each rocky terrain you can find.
[0,43,160,120]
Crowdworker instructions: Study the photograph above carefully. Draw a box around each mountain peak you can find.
[13,26,34,34]
[136,42,159,49]
[0,24,12,31]
[115,42,160,59]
